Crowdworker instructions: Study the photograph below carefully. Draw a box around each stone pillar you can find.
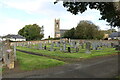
[6,40,14,69]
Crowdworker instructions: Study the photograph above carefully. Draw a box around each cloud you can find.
[0,18,24,36]
[0,0,112,38]
[1,0,59,14]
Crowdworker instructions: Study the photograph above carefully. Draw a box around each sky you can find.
[0,0,118,38]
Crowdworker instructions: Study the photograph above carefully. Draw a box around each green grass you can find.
[0,67,4,73]
[17,51,65,71]
[0,68,2,72]
[116,76,120,79]
[17,46,118,59]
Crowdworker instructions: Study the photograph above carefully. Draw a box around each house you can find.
[108,32,120,40]
[2,34,26,41]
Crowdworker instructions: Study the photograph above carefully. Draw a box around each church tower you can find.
[54,19,60,38]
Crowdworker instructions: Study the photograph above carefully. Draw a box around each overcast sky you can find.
[0,0,117,38]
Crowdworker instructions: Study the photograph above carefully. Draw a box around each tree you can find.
[18,24,44,41]
[63,28,75,39]
[63,20,104,39]
[101,29,117,34]
[54,2,120,28]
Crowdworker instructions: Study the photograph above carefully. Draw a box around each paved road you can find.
[3,54,119,79]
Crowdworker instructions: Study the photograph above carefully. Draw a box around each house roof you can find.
[2,34,26,39]
[109,32,120,38]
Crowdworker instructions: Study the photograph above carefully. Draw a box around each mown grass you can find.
[17,46,118,59]
[17,51,65,71]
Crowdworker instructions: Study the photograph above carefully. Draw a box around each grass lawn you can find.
[17,51,65,71]
[0,68,2,72]
[17,46,118,59]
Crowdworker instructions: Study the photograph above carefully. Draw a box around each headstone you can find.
[81,43,84,49]
[50,43,54,51]
[63,44,66,51]
[115,45,120,50]
[85,42,91,54]
[111,43,114,48]
[60,47,63,51]
[68,47,71,53]
[76,43,79,52]
[44,45,47,50]
[56,42,60,47]
[68,38,71,43]
[70,42,73,47]
[39,43,43,49]
[92,42,98,50]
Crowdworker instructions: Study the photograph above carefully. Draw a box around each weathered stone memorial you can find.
[85,42,91,54]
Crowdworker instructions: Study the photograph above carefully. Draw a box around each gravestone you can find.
[85,42,91,54]
[57,42,60,47]
[68,47,71,53]
[50,43,54,51]
[63,43,66,51]
[115,44,120,51]
[70,42,73,47]
[68,38,71,43]
[92,42,98,50]
[81,43,84,49]
[44,45,47,50]
[76,43,79,52]
[39,43,43,49]
[60,47,63,51]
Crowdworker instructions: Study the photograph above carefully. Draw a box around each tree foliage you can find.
[64,28,75,39]
[101,29,117,34]
[18,24,44,41]
[63,20,104,39]
[55,2,120,27]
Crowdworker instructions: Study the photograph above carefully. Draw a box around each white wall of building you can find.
[1,38,26,41]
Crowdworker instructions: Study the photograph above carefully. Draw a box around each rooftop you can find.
[2,34,26,39]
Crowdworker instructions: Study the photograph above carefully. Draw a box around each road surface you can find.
[2,54,119,79]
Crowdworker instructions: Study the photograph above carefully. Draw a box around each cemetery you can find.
[0,39,119,73]
[16,39,119,63]
[0,1,120,78]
